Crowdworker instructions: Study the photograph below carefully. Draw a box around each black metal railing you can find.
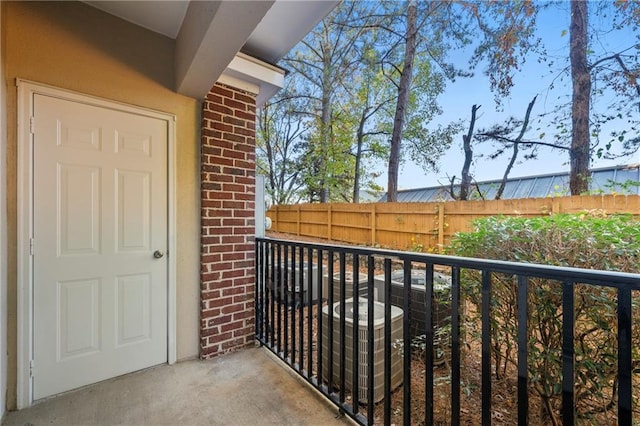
[255,237,640,425]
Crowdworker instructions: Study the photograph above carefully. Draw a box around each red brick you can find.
[222,167,246,177]
[234,160,254,170]
[205,279,234,290]
[201,83,257,359]
[201,308,221,319]
[221,236,244,244]
[221,321,244,333]
[222,183,245,193]
[222,149,246,160]
[234,92,255,104]
[224,98,247,110]
[233,310,253,321]
[222,252,246,261]
[234,143,255,153]
[223,116,246,127]
[221,338,246,351]
[208,331,233,344]
[202,146,222,156]
[211,86,234,99]
[202,128,222,138]
[222,218,246,227]
[222,286,246,296]
[232,210,254,218]
[222,133,246,144]
[223,201,245,210]
[201,271,221,282]
[235,110,255,121]
[221,267,245,278]
[233,260,254,269]
[235,127,254,136]
[209,104,233,115]
[234,193,255,201]
[207,297,233,308]
[234,326,254,338]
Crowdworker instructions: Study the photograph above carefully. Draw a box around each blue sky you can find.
[379,2,640,190]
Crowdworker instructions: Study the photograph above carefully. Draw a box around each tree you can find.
[569,0,590,194]
[283,1,375,202]
[387,0,418,203]
[476,96,538,199]
[459,104,480,200]
[329,40,395,203]
[472,1,640,195]
[379,0,471,202]
[256,87,306,205]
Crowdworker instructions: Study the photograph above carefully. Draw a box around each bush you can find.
[448,212,640,424]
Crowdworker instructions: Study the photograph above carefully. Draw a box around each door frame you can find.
[16,79,177,408]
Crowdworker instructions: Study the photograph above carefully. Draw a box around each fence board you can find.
[267,195,640,252]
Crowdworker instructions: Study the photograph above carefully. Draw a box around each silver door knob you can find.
[153,250,164,259]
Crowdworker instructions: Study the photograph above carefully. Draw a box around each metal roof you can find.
[379,164,640,202]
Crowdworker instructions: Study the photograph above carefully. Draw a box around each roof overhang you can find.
[218,53,285,106]
[84,0,338,104]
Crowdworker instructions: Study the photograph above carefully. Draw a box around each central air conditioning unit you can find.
[321,272,377,303]
[373,269,451,337]
[269,260,319,307]
[321,297,403,403]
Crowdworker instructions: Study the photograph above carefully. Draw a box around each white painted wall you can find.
[255,175,266,238]
[1,1,8,418]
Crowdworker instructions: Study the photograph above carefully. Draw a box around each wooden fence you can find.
[266,194,640,252]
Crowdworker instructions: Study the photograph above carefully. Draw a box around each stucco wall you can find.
[1,0,7,418]
[2,1,201,409]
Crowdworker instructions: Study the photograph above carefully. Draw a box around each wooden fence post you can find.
[327,204,332,241]
[274,206,279,231]
[438,203,445,251]
[370,203,377,245]
[296,204,301,235]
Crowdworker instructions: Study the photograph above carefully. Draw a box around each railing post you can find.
[562,280,575,425]
[618,287,632,425]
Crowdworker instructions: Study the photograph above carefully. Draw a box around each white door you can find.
[32,94,168,400]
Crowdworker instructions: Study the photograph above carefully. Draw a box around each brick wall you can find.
[200,83,256,358]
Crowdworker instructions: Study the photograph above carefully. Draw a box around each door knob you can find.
[153,250,164,259]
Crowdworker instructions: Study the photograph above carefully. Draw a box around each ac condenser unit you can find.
[269,260,319,306]
[321,297,403,403]
[321,272,377,303]
[373,269,451,336]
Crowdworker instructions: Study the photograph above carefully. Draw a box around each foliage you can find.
[449,212,640,424]
[282,1,376,202]
[256,81,307,205]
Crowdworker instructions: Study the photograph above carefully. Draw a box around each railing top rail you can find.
[257,237,640,289]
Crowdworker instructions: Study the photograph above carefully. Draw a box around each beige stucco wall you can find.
[2,1,201,409]
[1,0,7,418]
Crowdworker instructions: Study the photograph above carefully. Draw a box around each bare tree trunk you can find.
[460,104,480,200]
[495,96,537,199]
[569,0,591,195]
[353,109,367,203]
[319,91,331,203]
[387,0,417,202]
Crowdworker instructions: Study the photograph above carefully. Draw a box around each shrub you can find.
[448,212,640,424]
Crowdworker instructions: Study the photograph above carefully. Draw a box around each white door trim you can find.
[16,79,177,408]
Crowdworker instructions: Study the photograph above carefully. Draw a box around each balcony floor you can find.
[4,347,351,426]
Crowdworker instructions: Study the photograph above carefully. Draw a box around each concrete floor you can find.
[3,347,352,426]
